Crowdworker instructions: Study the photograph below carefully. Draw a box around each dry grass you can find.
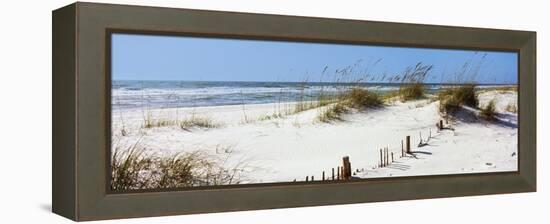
[480,99,496,120]
[318,88,382,122]
[438,84,479,114]
[179,116,220,130]
[111,140,246,191]
[478,85,518,93]
[258,113,284,121]
[110,139,155,190]
[344,88,383,109]
[505,103,517,113]
[399,83,425,101]
[318,103,348,122]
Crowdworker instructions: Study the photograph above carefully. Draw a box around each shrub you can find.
[438,84,479,114]
[345,88,382,109]
[505,103,517,113]
[318,103,348,122]
[111,141,245,191]
[399,83,425,101]
[480,100,496,120]
[111,140,155,190]
[179,116,220,130]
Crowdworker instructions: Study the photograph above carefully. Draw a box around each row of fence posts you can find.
[304,156,352,182]
[303,120,448,182]
[381,134,413,168]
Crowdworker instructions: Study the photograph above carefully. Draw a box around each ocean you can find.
[111,80,505,111]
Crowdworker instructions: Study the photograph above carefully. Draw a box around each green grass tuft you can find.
[480,99,496,120]
[438,84,479,114]
[179,116,220,130]
[344,88,383,109]
[398,83,425,101]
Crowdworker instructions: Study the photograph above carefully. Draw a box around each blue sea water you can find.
[111,80,500,110]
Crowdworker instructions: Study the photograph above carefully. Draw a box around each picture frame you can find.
[52,2,536,221]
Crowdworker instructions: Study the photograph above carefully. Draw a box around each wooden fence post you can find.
[342,156,351,180]
[322,171,325,181]
[406,136,411,153]
[439,120,443,130]
[380,149,383,167]
[337,167,340,180]
[391,152,394,163]
[306,176,308,182]
[384,148,387,166]
[386,148,389,165]
[401,140,405,157]
[332,168,335,180]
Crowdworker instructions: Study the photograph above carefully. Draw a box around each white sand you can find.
[112,90,518,184]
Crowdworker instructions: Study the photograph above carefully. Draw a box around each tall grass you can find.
[318,88,382,122]
[505,103,517,113]
[397,63,433,101]
[179,115,220,130]
[318,103,348,122]
[399,83,425,101]
[111,140,246,191]
[480,99,496,120]
[111,139,154,190]
[438,84,479,114]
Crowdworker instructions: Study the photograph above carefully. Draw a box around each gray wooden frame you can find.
[52,2,536,221]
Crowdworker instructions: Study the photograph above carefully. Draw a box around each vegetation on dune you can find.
[140,110,220,130]
[480,99,496,120]
[399,83,425,101]
[110,140,154,190]
[397,63,433,101]
[344,88,383,109]
[318,88,382,122]
[438,84,479,114]
[505,103,517,113]
[111,140,246,191]
[179,116,220,130]
[318,102,348,122]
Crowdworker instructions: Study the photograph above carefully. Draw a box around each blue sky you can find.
[112,33,518,84]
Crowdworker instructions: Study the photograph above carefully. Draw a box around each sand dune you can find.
[112,90,518,184]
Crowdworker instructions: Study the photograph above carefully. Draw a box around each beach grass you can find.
[111,140,245,190]
[318,102,348,122]
[438,84,479,114]
[505,102,517,113]
[399,83,425,101]
[111,139,155,190]
[480,99,496,120]
[345,88,383,109]
[318,88,382,122]
[179,116,220,130]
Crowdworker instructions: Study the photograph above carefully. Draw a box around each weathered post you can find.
[391,152,394,163]
[401,140,405,157]
[348,162,352,178]
[337,167,340,180]
[322,171,325,181]
[406,136,411,153]
[379,149,383,167]
[332,168,335,180]
[306,176,309,182]
[342,156,351,180]
[439,120,443,130]
[386,147,390,165]
[384,148,387,166]
[311,176,314,181]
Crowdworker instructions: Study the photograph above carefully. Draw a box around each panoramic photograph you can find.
[110,33,518,191]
